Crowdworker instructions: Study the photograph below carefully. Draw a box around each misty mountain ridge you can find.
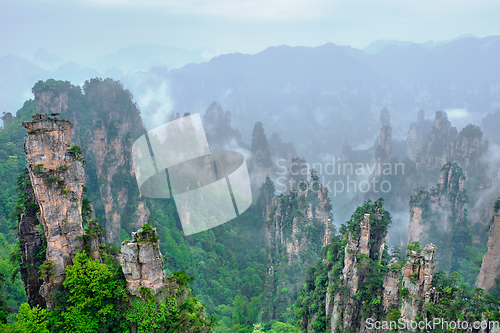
[2,34,500,137]
[362,34,478,54]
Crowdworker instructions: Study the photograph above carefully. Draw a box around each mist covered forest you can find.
[1,34,500,333]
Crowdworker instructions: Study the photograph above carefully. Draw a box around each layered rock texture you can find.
[476,201,500,292]
[22,113,85,305]
[408,162,467,271]
[375,108,392,163]
[250,121,273,190]
[262,170,332,321]
[400,244,437,321]
[16,171,46,308]
[320,207,437,333]
[120,225,166,297]
[330,208,390,332]
[202,101,242,151]
[415,111,483,174]
[33,78,149,244]
[32,80,70,115]
[406,109,432,162]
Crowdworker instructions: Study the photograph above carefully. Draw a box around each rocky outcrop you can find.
[250,121,273,190]
[382,258,400,312]
[407,162,467,271]
[416,111,458,172]
[415,111,483,175]
[34,79,150,244]
[22,113,85,306]
[266,171,330,263]
[32,80,70,115]
[450,124,483,171]
[400,244,437,321]
[262,171,331,321]
[268,132,297,165]
[374,108,392,164]
[82,79,149,243]
[258,176,276,234]
[332,213,373,331]
[406,109,432,161]
[120,225,166,298]
[1,112,13,126]
[282,156,308,193]
[16,171,46,308]
[331,208,389,333]
[202,101,242,150]
[476,202,500,292]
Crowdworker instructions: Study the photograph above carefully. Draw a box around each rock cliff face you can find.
[416,111,458,172]
[382,258,399,312]
[34,90,69,115]
[34,79,150,244]
[450,124,483,171]
[282,156,308,193]
[266,171,330,264]
[415,111,483,174]
[1,112,13,126]
[250,121,273,190]
[476,202,500,292]
[408,162,467,271]
[400,244,437,321]
[258,176,276,234]
[406,109,432,161]
[322,200,437,333]
[331,213,375,332]
[82,79,149,243]
[16,171,46,308]
[262,171,331,321]
[202,101,242,151]
[22,113,85,306]
[120,225,166,297]
[373,108,392,165]
[330,208,390,333]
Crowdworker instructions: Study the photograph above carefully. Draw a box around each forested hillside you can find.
[1,78,500,333]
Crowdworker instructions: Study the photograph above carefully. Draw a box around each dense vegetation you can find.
[1,78,499,332]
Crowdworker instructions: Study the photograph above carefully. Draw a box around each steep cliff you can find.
[296,200,439,333]
[407,162,468,272]
[13,170,46,308]
[375,108,392,163]
[262,170,332,321]
[82,79,149,243]
[32,80,70,115]
[451,124,483,171]
[22,113,85,306]
[281,156,308,193]
[476,199,500,292]
[415,111,483,176]
[33,78,150,244]
[202,101,242,151]
[416,111,458,172]
[330,202,390,332]
[250,121,273,190]
[400,243,437,321]
[406,109,432,162]
[120,224,166,297]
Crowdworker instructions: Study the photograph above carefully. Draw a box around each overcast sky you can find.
[2,0,499,60]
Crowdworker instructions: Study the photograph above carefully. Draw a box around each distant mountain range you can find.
[362,34,477,54]
[2,36,500,160]
[163,35,500,158]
